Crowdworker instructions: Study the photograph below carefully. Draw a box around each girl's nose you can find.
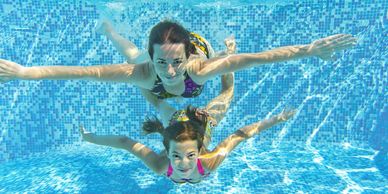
[177,156,189,165]
[167,64,176,76]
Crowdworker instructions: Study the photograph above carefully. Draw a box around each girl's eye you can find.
[157,60,167,65]
[188,154,195,158]
[174,60,182,65]
[173,155,180,158]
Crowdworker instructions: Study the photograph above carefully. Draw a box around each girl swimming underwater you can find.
[79,73,296,183]
[0,20,355,125]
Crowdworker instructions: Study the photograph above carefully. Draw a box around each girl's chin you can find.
[163,76,183,84]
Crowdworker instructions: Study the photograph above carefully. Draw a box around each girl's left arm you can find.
[189,34,357,84]
[201,109,296,171]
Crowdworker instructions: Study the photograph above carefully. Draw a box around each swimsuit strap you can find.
[166,159,205,177]
[197,159,205,176]
[167,163,173,177]
[190,32,210,58]
[150,75,177,99]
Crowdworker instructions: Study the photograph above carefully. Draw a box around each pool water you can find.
[0,0,387,193]
[0,141,386,193]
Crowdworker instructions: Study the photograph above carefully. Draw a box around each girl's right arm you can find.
[79,126,168,174]
[0,59,155,89]
[96,20,150,64]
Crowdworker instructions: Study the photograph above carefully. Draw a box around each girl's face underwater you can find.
[167,139,199,178]
[152,43,187,86]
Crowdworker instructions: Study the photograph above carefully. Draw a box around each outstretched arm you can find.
[190,34,357,83]
[201,109,296,171]
[0,59,155,88]
[79,125,168,174]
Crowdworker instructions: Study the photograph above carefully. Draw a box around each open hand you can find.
[0,59,25,83]
[224,35,236,55]
[307,34,357,61]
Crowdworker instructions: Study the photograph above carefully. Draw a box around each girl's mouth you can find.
[166,76,176,80]
[165,74,183,81]
[179,169,190,173]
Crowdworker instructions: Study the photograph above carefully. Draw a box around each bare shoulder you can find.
[198,148,218,172]
[134,62,157,89]
[199,157,216,173]
[186,57,207,84]
[156,150,170,174]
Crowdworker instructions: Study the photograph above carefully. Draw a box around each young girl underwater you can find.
[79,73,296,183]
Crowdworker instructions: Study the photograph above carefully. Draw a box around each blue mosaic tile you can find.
[0,0,387,192]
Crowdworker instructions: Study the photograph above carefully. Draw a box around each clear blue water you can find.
[0,0,387,193]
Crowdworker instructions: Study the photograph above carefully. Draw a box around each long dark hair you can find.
[148,20,195,60]
[142,106,207,151]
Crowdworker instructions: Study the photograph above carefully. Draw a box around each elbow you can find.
[21,67,43,80]
[235,129,252,139]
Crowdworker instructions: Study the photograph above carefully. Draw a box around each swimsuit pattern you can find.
[151,72,204,99]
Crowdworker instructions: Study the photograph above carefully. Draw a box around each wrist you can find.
[105,30,115,39]
[17,66,29,79]
[300,44,313,56]
[276,114,286,122]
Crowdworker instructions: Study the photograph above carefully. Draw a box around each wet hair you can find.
[148,20,195,60]
[142,106,207,151]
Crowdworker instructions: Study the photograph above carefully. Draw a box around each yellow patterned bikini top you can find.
[189,32,210,58]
